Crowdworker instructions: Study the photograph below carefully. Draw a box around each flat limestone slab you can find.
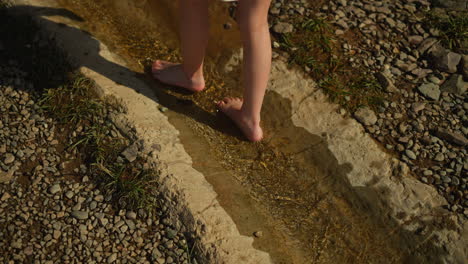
[266,61,467,264]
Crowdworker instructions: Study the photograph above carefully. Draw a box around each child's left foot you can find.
[152,60,205,92]
[216,97,263,142]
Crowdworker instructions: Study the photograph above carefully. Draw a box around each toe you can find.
[152,60,166,71]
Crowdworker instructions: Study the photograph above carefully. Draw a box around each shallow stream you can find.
[52,0,446,263]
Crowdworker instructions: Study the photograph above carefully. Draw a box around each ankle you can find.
[182,65,204,82]
[240,111,261,126]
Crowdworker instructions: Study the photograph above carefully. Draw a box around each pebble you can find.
[126,211,137,220]
[3,153,15,164]
[1,192,11,201]
[273,22,294,34]
[405,150,417,160]
[71,210,89,220]
[354,107,377,126]
[49,184,62,194]
[434,153,445,162]
[254,231,263,238]
[107,253,118,263]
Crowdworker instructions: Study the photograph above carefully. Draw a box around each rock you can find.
[53,230,61,239]
[434,51,462,73]
[428,76,441,84]
[254,231,263,238]
[411,102,425,112]
[405,150,417,160]
[354,107,377,126]
[89,201,97,210]
[71,210,89,220]
[427,43,446,59]
[440,74,467,95]
[0,168,15,183]
[24,246,34,255]
[65,191,74,199]
[273,22,294,34]
[411,68,432,79]
[166,256,174,264]
[423,170,433,176]
[461,55,468,80]
[408,35,424,46]
[434,153,445,162]
[152,248,162,259]
[335,19,349,30]
[11,240,22,249]
[49,184,61,194]
[417,38,438,54]
[438,0,467,9]
[1,192,11,201]
[374,72,398,93]
[121,142,139,163]
[417,83,440,100]
[120,225,128,233]
[337,0,347,6]
[432,128,468,146]
[99,217,109,226]
[107,253,117,263]
[94,194,104,202]
[3,153,15,164]
[126,211,137,220]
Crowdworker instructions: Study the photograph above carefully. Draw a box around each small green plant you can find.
[39,72,158,211]
[319,74,384,112]
[426,11,468,51]
[182,236,197,264]
[273,13,386,112]
[96,162,158,210]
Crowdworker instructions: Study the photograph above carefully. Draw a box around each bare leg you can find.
[152,0,209,92]
[217,0,272,142]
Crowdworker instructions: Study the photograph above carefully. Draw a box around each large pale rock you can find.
[418,83,440,100]
[441,74,467,95]
[434,51,462,73]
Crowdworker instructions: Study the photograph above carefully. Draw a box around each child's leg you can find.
[217,0,272,142]
[152,0,209,92]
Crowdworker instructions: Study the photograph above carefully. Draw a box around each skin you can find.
[152,0,272,142]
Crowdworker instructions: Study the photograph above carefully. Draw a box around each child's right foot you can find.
[152,60,205,92]
[216,97,263,142]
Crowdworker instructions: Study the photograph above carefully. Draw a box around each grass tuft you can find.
[39,72,158,211]
[320,75,384,112]
[275,15,384,112]
[425,11,468,51]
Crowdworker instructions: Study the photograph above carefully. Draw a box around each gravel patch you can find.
[266,0,467,216]
[0,9,198,262]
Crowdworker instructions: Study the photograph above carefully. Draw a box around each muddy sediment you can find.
[11,0,467,263]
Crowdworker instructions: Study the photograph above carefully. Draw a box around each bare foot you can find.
[216,97,263,142]
[152,60,205,92]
